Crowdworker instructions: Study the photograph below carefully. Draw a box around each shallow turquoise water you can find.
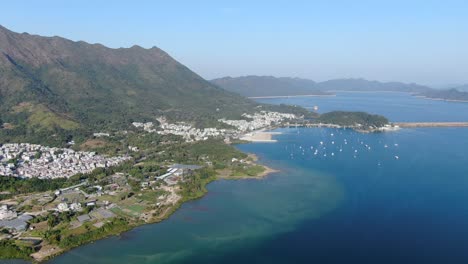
[43,93,468,264]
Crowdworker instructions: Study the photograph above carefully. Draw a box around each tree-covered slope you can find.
[0,25,257,135]
[318,111,389,128]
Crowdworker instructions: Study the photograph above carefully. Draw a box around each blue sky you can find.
[2,0,468,86]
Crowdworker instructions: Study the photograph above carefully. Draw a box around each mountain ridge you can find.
[212,76,431,97]
[211,76,327,97]
[0,25,259,144]
[0,26,268,145]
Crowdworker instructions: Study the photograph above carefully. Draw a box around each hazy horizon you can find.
[2,0,467,87]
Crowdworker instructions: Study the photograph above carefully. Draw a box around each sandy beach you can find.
[240,131,281,142]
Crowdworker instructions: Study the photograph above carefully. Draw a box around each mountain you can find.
[314,78,431,93]
[211,76,328,97]
[212,76,431,97]
[451,84,468,92]
[0,25,259,142]
[420,88,468,101]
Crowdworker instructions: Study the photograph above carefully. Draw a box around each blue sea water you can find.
[45,92,468,264]
[256,91,468,122]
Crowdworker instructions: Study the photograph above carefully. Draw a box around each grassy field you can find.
[13,103,79,131]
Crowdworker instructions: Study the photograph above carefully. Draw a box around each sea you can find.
[10,92,468,264]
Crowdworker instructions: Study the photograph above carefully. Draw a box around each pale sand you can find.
[240,131,281,142]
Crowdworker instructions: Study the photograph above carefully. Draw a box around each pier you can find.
[393,122,468,128]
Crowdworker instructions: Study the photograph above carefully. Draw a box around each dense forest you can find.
[318,111,389,128]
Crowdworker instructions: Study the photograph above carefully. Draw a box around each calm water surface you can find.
[44,93,468,263]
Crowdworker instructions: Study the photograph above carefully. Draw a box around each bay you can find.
[48,92,468,263]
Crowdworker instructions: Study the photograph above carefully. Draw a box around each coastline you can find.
[3,115,402,262]
[247,153,279,178]
[24,144,279,262]
[248,94,335,99]
[413,95,468,103]
[240,130,282,142]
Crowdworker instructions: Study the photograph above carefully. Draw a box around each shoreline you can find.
[24,146,279,262]
[248,94,335,99]
[240,130,282,142]
[413,95,468,103]
[216,153,279,180]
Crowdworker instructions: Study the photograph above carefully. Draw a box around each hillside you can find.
[420,88,468,101]
[318,111,389,128]
[211,76,328,97]
[450,84,468,92]
[212,76,431,97]
[315,78,430,93]
[0,25,261,143]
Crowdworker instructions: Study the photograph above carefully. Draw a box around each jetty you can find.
[393,122,468,128]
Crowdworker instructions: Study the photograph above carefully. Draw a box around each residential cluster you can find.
[0,143,131,179]
[133,120,232,142]
[219,111,297,132]
[132,111,297,141]
[0,205,32,232]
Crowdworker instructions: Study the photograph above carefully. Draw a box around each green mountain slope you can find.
[0,25,258,141]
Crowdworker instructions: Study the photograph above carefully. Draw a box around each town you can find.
[0,143,131,179]
[133,111,298,142]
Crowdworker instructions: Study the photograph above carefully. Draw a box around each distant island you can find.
[212,76,430,97]
[211,76,330,97]
[212,75,468,103]
[418,88,468,102]
[317,111,389,129]
[281,111,394,133]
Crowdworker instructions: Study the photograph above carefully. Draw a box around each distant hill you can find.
[212,76,431,97]
[451,84,468,92]
[211,76,328,97]
[0,25,261,143]
[315,78,430,93]
[420,88,468,102]
[318,111,389,128]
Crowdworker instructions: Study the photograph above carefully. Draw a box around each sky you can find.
[1,0,468,86]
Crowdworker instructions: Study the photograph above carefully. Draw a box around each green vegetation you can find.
[317,111,389,128]
[58,218,131,249]
[0,25,258,144]
[12,103,80,131]
[179,168,217,200]
[0,26,313,145]
[0,26,305,263]
[0,240,35,260]
[0,161,133,197]
[0,133,272,261]
[0,177,74,199]
[232,164,265,177]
